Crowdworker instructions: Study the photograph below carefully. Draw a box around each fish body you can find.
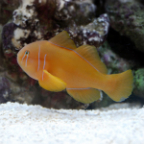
[17,31,133,103]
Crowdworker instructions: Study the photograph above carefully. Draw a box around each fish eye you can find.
[25,50,29,55]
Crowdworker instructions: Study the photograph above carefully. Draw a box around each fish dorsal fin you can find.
[49,31,77,50]
[75,45,108,74]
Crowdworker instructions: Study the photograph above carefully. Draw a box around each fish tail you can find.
[103,70,133,102]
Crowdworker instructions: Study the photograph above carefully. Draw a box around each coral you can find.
[41,90,88,109]
[0,0,19,25]
[2,22,43,57]
[54,0,96,25]
[2,0,109,51]
[0,71,37,104]
[1,0,110,53]
[98,42,136,74]
[67,14,109,47]
[2,23,20,57]
[0,25,3,46]
[12,0,38,27]
[133,68,144,99]
[0,76,11,103]
[105,0,144,52]
[89,93,114,109]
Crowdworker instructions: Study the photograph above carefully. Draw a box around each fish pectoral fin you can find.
[39,70,67,92]
[66,88,102,104]
[49,31,77,50]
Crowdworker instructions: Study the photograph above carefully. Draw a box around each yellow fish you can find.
[17,31,133,103]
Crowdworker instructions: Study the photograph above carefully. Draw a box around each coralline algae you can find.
[105,0,144,52]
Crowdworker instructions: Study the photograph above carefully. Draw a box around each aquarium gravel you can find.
[0,102,143,144]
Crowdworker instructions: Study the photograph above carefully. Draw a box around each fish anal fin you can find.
[66,87,101,104]
[49,31,77,50]
[39,70,66,92]
[75,45,107,74]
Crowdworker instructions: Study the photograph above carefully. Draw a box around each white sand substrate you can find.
[0,102,143,144]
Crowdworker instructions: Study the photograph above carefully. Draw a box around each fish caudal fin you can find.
[66,88,101,104]
[103,70,133,102]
